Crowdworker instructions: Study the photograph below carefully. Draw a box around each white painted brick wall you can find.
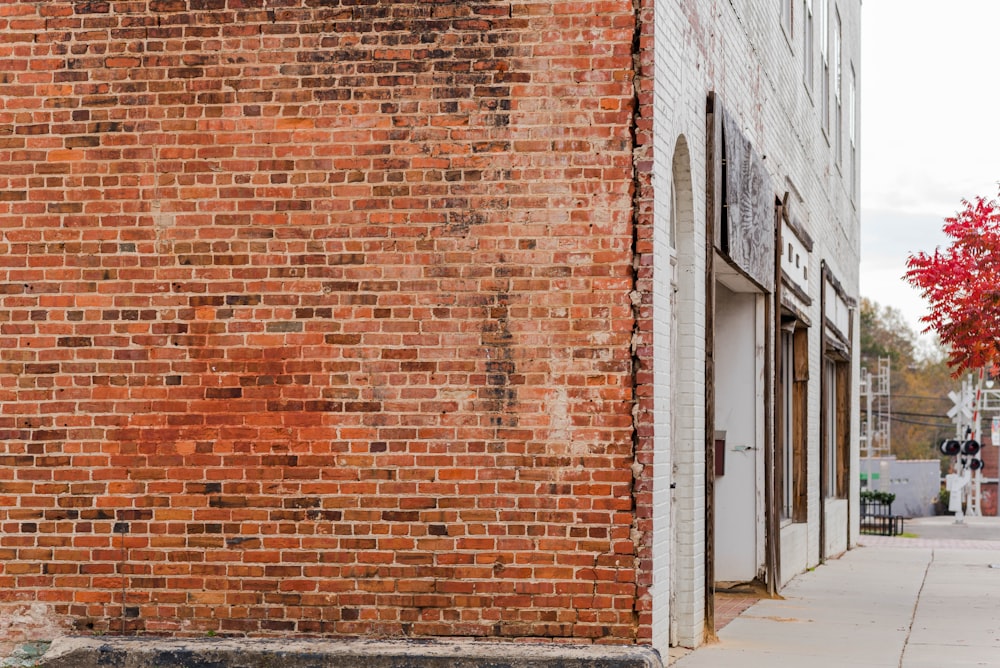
[649,0,861,652]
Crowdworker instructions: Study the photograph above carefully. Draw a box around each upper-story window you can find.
[782,0,794,40]
[848,65,856,151]
[819,0,830,136]
[834,8,842,165]
[849,64,857,200]
[803,0,814,94]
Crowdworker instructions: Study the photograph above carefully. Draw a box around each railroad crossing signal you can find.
[947,388,974,422]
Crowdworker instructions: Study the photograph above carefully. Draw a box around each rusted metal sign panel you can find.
[722,108,775,293]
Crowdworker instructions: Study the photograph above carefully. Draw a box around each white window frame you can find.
[782,331,795,519]
[825,358,838,497]
[849,64,857,201]
[782,0,794,42]
[803,0,814,94]
[819,0,830,137]
[834,9,842,165]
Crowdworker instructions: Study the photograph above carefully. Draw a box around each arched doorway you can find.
[652,136,695,650]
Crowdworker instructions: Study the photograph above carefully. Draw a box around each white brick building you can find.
[648,0,862,650]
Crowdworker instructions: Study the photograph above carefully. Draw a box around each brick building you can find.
[976,436,997,516]
[0,0,861,658]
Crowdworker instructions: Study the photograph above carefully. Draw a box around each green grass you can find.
[899,532,920,538]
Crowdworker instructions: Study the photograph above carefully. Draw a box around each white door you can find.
[713,283,761,582]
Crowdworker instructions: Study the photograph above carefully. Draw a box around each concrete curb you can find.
[36,637,665,668]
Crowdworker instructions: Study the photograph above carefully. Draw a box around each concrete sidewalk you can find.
[672,517,1000,667]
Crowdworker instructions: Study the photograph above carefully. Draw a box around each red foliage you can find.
[905,192,1000,375]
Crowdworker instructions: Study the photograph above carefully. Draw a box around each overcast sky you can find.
[860,1,1000,338]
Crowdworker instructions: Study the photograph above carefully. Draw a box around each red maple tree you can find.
[905,192,1000,375]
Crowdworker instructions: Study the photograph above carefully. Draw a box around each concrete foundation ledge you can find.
[35,637,665,668]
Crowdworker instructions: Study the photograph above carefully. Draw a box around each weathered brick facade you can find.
[0,0,654,644]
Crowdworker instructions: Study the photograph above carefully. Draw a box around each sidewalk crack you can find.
[899,549,934,668]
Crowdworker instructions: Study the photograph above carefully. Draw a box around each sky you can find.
[860,1,1000,340]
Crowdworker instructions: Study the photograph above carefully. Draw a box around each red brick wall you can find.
[0,0,649,644]
[979,441,997,516]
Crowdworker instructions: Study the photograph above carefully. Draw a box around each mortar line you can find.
[898,549,934,668]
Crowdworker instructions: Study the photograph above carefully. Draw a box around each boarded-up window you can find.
[821,264,853,499]
[824,358,850,498]
[779,325,809,520]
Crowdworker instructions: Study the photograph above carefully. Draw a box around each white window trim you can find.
[803,0,814,96]
[781,0,795,49]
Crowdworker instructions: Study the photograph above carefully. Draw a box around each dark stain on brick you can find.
[329,254,365,265]
[210,496,248,508]
[205,387,242,399]
[151,0,188,12]
[189,296,224,307]
[57,337,92,347]
[447,210,485,236]
[303,400,340,412]
[17,124,49,135]
[89,121,121,133]
[213,254,249,265]
[47,202,83,214]
[322,281,359,292]
[74,1,111,13]
[227,292,262,305]
[324,334,361,347]
[294,307,332,319]
[265,321,303,333]
[25,363,59,374]
[154,323,188,335]
[65,136,101,148]
[284,497,321,509]
[186,482,222,494]
[59,497,93,508]
[481,289,517,428]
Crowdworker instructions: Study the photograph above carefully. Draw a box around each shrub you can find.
[860,489,896,505]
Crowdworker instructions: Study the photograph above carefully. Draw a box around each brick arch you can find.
[648,134,695,651]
